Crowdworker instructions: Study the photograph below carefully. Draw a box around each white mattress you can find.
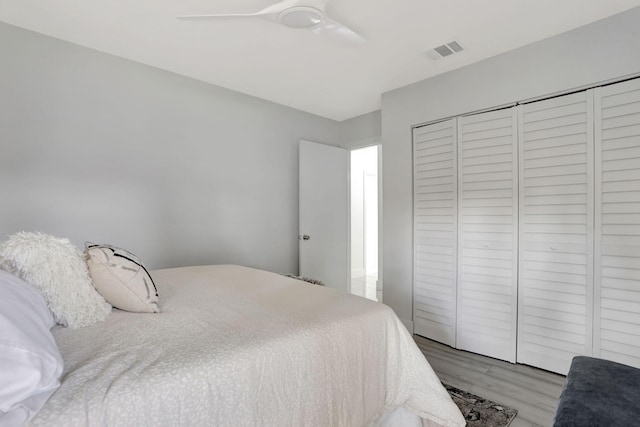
[30,265,464,427]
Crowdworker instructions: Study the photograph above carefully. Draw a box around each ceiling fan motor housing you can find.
[278,6,324,28]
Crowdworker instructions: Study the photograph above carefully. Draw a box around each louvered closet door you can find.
[594,78,640,369]
[457,109,518,362]
[413,119,457,346]
[518,91,594,375]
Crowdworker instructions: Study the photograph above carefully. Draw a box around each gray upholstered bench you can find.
[553,356,640,426]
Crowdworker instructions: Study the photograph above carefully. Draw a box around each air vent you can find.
[426,40,464,60]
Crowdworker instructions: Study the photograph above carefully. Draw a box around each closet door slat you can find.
[457,109,518,362]
[595,78,640,369]
[518,91,594,375]
[413,119,458,346]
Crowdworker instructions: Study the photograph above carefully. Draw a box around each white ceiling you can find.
[2,0,640,121]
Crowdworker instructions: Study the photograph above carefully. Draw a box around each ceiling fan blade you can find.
[311,18,365,45]
[177,13,262,20]
[177,1,288,20]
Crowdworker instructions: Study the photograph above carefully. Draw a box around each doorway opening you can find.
[350,145,380,302]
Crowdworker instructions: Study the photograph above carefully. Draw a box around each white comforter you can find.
[30,265,464,427]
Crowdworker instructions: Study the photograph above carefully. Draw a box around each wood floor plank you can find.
[509,417,539,427]
[414,335,565,427]
[472,373,559,412]
[486,366,564,398]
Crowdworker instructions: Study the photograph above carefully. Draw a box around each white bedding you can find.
[30,265,464,427]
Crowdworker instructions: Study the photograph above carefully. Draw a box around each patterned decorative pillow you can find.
[0,231,112,328]
[85,243,159,313]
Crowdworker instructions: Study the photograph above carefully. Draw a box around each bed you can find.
[0,232,463,427]
[21,264,463,426]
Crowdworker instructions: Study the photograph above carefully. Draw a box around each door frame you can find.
[346,139,382,301]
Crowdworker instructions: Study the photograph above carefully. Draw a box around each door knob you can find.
[302,234,310,240]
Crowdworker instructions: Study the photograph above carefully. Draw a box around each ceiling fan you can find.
[177,0,365,45]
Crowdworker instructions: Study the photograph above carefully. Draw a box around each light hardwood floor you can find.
[414,335,566,427]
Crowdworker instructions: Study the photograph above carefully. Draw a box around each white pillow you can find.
[85,243,159,313]
[0,270,63,426]
[0,231,112,328]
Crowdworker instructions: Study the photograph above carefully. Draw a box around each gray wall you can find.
[0,22,379,275]
[381,7,640,329]
[338,110,382,149]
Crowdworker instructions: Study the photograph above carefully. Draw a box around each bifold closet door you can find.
[594,78,640,369]
[518,90,594,375]
[413,119,457,346]
[457,109,518,362]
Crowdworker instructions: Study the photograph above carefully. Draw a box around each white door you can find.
[457,108,519,363]
[299,140,348,292]
[518,90,594,375]
[413,119,458,346]
[594,78,640,369]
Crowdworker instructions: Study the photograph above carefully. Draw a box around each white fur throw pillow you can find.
[85,243,159,313]
[0,231,112,328]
